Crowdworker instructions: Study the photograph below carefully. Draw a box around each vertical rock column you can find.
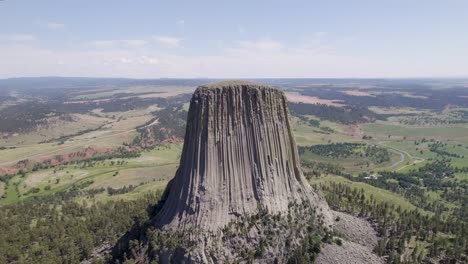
[156,80,332,231]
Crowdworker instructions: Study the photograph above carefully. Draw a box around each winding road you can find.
[377,141,425,171]
[389,151,405,169]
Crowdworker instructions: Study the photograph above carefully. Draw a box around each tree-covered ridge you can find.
[395,109,468,126]
[301,160,345,179]
[352,159,468,219]
[131,105,187,146]
[289,103,380,124]
[294,115,335,135]
[428,141,465,159]
[0,88,191,134]
[299,143,364,158]
[293,85,468,110]
[315,182,467,263]
[0,147,141,196]
[299,143,390,164]
[365,145,391,164]
[0,190,163,263]
[0,98,167,134]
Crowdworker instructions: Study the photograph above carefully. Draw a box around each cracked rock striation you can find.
[156,80,332,232]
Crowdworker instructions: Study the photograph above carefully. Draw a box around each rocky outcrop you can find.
[315,211,384,264]
[156,81,332,231]
[316,240,384,264]
[331,211,379,249]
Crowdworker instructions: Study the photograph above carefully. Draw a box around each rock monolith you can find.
[155,80,332,262]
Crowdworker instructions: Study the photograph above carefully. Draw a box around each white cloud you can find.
[89,39,148,47]
[1,37,467,78]
[236,39,283,52]
[177,20,185,25]
[138,55,159,65]
[120,57,132,64]
[153,36,182,47]
[0,34,36,42]
[89,40,115,47]
[0,40,364,78]
[314,31,327,38]
[46,22,65,30]
[122,39,148,46]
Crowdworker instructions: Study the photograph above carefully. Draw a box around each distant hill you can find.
[0,77,216,90]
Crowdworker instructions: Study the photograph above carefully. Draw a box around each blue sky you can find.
[1,0,467,78]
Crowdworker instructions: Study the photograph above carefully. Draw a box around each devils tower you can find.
[154,81,332,263]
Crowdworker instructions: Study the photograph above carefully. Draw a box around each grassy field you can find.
[300,150,402,174]
[71,85,193,100]
[310,175,422,212]
[0,85,191,205]
[363,121,468,143]
[291,116,358,146]
[0,105,160,166]
[0,182,5,197]
[0,114,111,147]
[0,143,182,205]
[455,172,468,181]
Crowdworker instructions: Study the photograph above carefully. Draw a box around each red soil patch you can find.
[64,98,114,104]
[342,90,375,97]
[344,124,363,138]
[285,92,345,107]
[0,135,184,177]
[128,135,183,151]
[0,167,19,175]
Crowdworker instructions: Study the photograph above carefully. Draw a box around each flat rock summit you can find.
[151,81,334,262]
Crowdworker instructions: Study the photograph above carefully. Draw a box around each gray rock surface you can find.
[156,81,332,231]
[316,211,383,264]
[152,81,333,262]
[332,211,379,249]
[316,240,384,264]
